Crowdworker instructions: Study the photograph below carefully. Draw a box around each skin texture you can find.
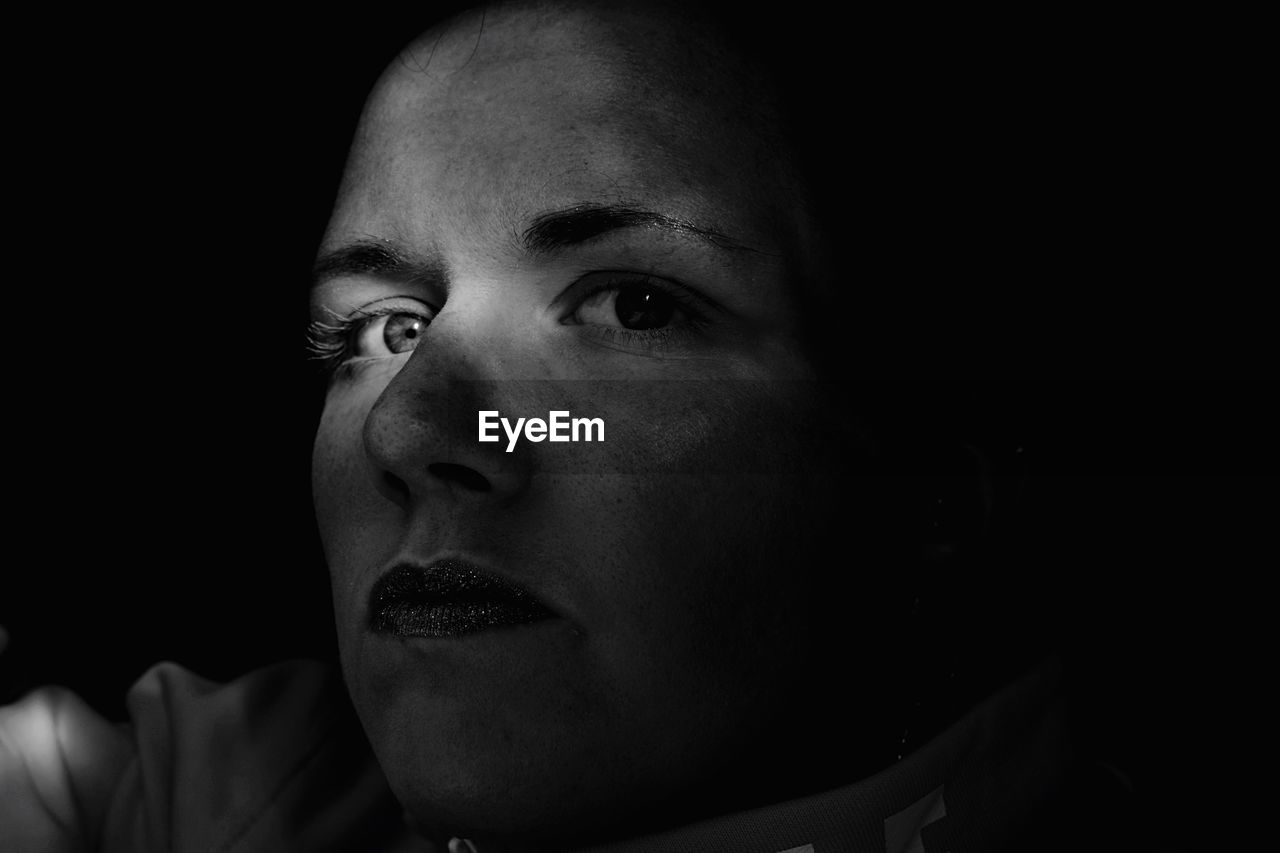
[311,3,885,846]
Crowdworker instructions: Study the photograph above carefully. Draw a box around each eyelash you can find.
[305,304,430,378]
[565,273,713,350]
[306,274,715,377]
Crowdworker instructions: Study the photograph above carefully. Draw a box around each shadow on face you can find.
[309,1,958,845]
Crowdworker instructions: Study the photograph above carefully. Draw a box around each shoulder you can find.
[109,658,423,852]
[1,684,133,851]
[3,660,425,853]
[124,657,342,752]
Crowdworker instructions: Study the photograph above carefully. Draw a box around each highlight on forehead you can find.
[383,0,785,123]
[326,0,829,300]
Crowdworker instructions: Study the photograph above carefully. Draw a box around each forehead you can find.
[327,3,797,255]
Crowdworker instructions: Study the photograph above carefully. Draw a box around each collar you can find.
[498,655,1071,853]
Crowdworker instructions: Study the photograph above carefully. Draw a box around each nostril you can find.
[378,471,412,506]
[427,462,492,492]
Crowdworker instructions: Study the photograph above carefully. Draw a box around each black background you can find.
[2,8,1272,850]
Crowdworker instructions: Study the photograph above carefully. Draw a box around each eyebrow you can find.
[521,203,762,255]
[311,240,446,289]
[312,204,767,288]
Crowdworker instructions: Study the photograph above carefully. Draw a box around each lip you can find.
[367,558,556,638]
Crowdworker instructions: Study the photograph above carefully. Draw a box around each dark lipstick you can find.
[368,559,554,638]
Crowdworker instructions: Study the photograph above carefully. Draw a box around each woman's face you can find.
[311,3,855,842]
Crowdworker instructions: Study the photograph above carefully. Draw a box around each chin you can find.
[379,737,640,848]
[349,676,602,840]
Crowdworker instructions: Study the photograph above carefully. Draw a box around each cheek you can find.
[567,470,818,788]
[311,386,388,574]
[312,399,362,529]
[557,384,829,698]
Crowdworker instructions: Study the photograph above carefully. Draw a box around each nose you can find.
[362,324,532,508]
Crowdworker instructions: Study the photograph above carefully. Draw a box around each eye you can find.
[355,310,429,356]
[556,272,720,356]
[571,280,688,330]
[306,297,436,377]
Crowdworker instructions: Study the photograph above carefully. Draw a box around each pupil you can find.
[615,286,675,330]
[384,314,426,353]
